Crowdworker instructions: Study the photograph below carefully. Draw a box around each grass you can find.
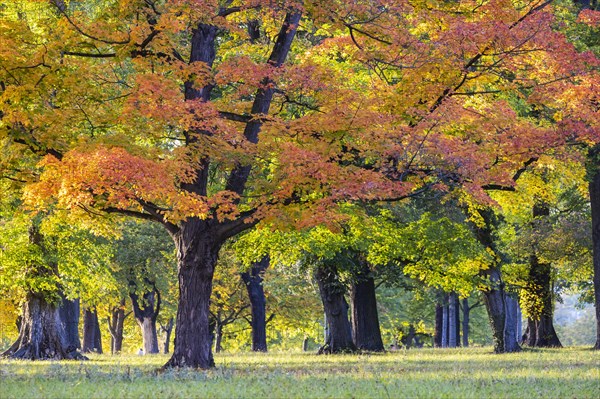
[1,347,599,398]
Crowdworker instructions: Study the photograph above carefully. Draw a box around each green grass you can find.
[1,347,599,398]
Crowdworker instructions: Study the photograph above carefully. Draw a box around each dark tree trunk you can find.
[349,261,384,352]
[107,299,128,354]
[163,223,219,369]
[58,296,81,351]
[588,146,600,350]
[504,295,521,352]
[434,302,443,348]
[523,318,537,346]
[130,285,161,355]
[2,294,86,360]
[82,307,102,354]
[524,203,562,347]
[241,256,269,352]
[472,208,521,353]
[213,322,223,353]
[442,299,449,348]
[315,264,356,354]
[462,298,470,347]
[448,293,458,348]
[159,317,174,354]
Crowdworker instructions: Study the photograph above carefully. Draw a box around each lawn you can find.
[1,347,598,398]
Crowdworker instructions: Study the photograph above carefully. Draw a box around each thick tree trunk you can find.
[462,298,469,347]
[160,317,174,354]
[241,256,269,352]
[58,296,81,351]
[163,224,219,369]
[526,255,562,347]
[315,264,356,354]
[130,287,161,355]
[107,299,128,354]
[82,307,102,354]
[2,294,86,360]
[434,302,444,348]
[588,148,600,350]
[349,262,384,352]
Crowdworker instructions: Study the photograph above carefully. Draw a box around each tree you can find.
[4,0,598,368]
[240,256,269,352]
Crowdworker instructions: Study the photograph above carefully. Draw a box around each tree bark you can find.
[462,298,470,347]
[448,293,458,348]
[241,256,269,352]
[159,317,174,354]
[442,299,448,348]
[130,285,161,355]
[107,299,128,354]
[82,307,102,354]
[58,296,81,351]
[504,295,521,352]
[349,261,384,352]
[213,322,223,353]
[2,294,86,360]
[315,264,356,354]
[434,301,443,348]
[163,222,219,369]
[588,145,600,350]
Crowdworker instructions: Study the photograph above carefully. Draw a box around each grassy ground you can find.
[1,347,598,398]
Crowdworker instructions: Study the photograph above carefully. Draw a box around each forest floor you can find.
[1,347,598,398]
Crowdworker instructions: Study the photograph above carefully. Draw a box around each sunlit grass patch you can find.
[1,347,599,398]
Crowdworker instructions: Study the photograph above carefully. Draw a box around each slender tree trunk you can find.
[82,307,102,354]
[434,302,443,348]
[516,302,522,341]
[107,299,127,354]
[160,317,174,354]
[442,299,448,348]
[241,256,269,352]
[462,298,469,347]
[315,264,356,354]
[2,294,86,360]
[350,261,384,352]
[213,322,223,353]
[448,293,458,348]
[588,146,600,350]
[130,287,161,355]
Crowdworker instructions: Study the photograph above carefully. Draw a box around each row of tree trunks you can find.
[2,294,86,360]
[241,256,269,352]
[436,293,461,348]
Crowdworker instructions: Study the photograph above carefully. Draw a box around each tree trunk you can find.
[241,256,269,352]
[349,261,384,352]
[107,299,127,354]
[527,255,562,347]
[462,298,469,347]
[160,317,174,354]
[315,264,356,354]
[448,293,458,348]
[130,286,161,355]
[588,146,600,350]
[213,323,223,353]
[434,302,443,348]
[472,208,520,353]
[58,296,81,351]
[82,307,102,354]
[442,299,448,348]
[2,294,86,360]
[504,295,521,352]
[163,224,219,369]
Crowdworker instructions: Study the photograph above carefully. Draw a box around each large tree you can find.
[3,0,598,368]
